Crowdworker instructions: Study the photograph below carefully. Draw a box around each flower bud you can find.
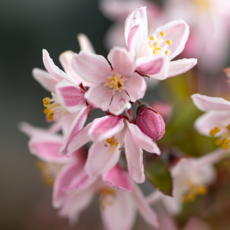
[136,104,165,142]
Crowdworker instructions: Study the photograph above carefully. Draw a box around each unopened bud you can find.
[136,105,165,142]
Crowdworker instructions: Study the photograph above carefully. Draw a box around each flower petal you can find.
[84,142,120,179]
[183,217,211,230]
[109,91,130,115]
[125,73,147,102]
[194,111,230,136]
[88,116,124,142]
[132,184,159,228]
[56,80,86,113]
[102,166,133,192]
[101,189,136,230]
[191,94,230,111]
[107,47,135,76]
[154,20,189,60]
[84,84,112,111]
[32,68,59,92]
[59,50,92,87]
[43,49,69,81]
[125,128,145,183]
[125,6,148,47]
[136,55,167,79]
[77,33,95,54]
[126,122,161,154]
[167,58,197,78]
[59,106,91,157]
[72,51,111,83]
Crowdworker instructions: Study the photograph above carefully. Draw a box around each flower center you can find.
[105,137,120,155]
[98,188,116,209]
[193,0,211,11]
[181,180,207,203]
[148,31,173,56]
[210,124,230,150]
[106,72,126,93]
[43,94,69,121]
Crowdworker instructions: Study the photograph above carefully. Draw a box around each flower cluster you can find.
[20,5,230,230]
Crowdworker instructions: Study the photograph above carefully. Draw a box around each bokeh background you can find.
[1,0,230,229]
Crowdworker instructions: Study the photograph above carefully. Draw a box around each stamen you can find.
[209,127,220,136]
[149,35,154,40]
[226,124,230,131]
[107,73,125,91]
[215,138,222,145]
[43,97,50,107]
[166,40,172,46]
[106,137,119,155]
[98,188,116,209]
[165,50,170,56]
[160,31,166,37]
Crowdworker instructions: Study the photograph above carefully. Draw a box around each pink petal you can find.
[56,80,86,113]
[29,134,68,163]
[84,84,112,111]
[154,20,189,60]
[101,189,136,230]
[167,58,197,78]
[84,142,121,179]
[43,49,69,81]
[191,94,230,111]
[109,91,130,115]
[102,166,133,192]
[72,51,111,83]
[126,122,161,154]
[59,51,92,87]
[77,34,95,54]
[19,122,50,137]
[53,155,89,208]
[107,47,135,76]
[59,106,91,157]
[125,6,148,46]
[125,73,146,102]
[125,128,145,183]
[183,217,211,230]
[194,111,230,136]
[88,116,124,142]
[132,184,159,228]
[32,68,59,92]
[136,55,168,79]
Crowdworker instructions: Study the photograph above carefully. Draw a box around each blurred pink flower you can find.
[192,93,230,150]
[150,101,173,121]
[59,115,160,183]
[147,148,227,215]
[125,7,197,80]
[72,47,147,115]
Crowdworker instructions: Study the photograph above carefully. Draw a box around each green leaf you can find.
[145,158,173,196]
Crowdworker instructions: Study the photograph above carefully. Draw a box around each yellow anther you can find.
[165,50,170,56]
[149,44,153,48]
[153,50,159,55]
[195,186,207,195]
[223,138,229,145]
[160,31,166,37]
[99,188,116,209]
[44,108,50,115]
[155,47,161,51]
[221,144,229,150]
[43,97,50,107]
[47,110,54,121]
[149,35,154,40]
[166,40,172,46]
[215,138,223,146]
[107,73,124,91]
[209,127,220,136]
[106,137,119,155]
[226,124,230,131]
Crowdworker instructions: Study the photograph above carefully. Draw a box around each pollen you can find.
[107,73,125,92]
[106,137,119,155]
[166,40,172,46]
[149,35,154,40]
[209,127,220,136]
[160,31,166,37]
[43,97,50,107]
[215,138,222,146]
[165,50,170,56]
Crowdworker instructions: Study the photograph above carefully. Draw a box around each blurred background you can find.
[0,0,230,229]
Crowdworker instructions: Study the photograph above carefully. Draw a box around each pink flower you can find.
[192,93,230,150]
[125,7,197,80]
[32,35,93,121]
[72,47,147,115]
[55,164,159,229]
[147,148,227,215]
[150,101,173,121]
[59,115,160,183]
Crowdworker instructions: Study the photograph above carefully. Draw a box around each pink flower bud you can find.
[136,105,165,142]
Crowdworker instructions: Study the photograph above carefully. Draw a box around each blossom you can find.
[125,7,197,80]
[147,148,227,215]
[59,115,160,183]
[32,35,93,121]
[55,164,159,229]
[72,47,147,115]
[192,94,230,150]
